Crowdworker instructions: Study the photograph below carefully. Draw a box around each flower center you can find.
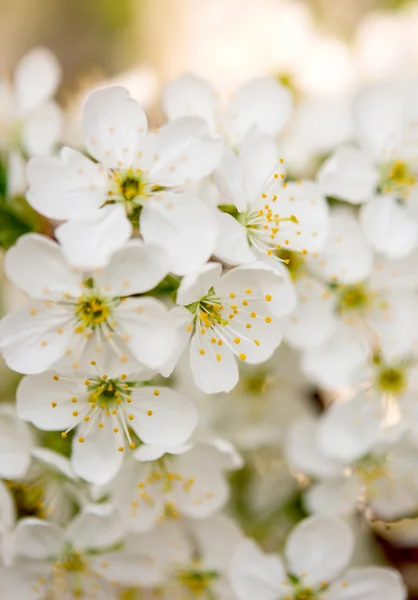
[243,204,299,257]
[75,294,113,331]
[177,569,218,597]
[6,480,45,518]
[292,589,319,600]
[355,454,388,484]
[376,365,406,395]
[338,284,370,314]
[382,160,416,198]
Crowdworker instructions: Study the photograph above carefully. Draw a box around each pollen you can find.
[128,414,134,421]
[147,410,153,416]
[239,354,247,360]
[265,294,272,301]
[72,411,78,417]
[78,437,85,443]
[61,432,67,438]
[254,339,260,346]
[234,337,241,344]
[199,349,205,355]
[265,316,272,323]
[53,375,59,381]
[51,402,57,408]
[114,427,119,433]
[246,323,252,329]
[245,289,252,294]
[154,390,160,396]
[71,397,77,403]
[118,446,125,452]
[216,354,222,361]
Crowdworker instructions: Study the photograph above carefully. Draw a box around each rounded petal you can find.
[284,276,337,350]
[141,193,219,275]
[15,47,61,115]
[71,419,124,485]
[0,410,32,479]
[162,73,218,130]
[229,539,289,600]
[82,86,148,167]
[224,77,292,143]
[66,506,124,552]
[360,196,417,259]
[17,372,81,431]
[285,516,354,586]
[260,179,330,253]
[4,233,81,299]
[326,567,406,600]
[92,239,170,296]
[190,330,239,394]
[318,394,382,462]
[55,205,132,270]
[317,146,379,204]
[286,420,343,479]
[147,117,223,186]
[114,297,180,371]
[13,518,64,560]
[213,211,255,265]
[22,100,62,156]
[129,386,197,447]
[306,208,373,284]
[27,147,108,220]
[305,478,359,517]
[176,262,222,306]
[0,303,74,374]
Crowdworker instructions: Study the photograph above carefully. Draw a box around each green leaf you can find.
[0,197,42,249]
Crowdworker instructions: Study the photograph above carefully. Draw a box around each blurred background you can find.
[0,0,417,108]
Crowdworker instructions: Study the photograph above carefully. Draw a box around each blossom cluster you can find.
[0,46,415,599]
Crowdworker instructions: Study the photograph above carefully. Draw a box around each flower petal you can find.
[93,239,170,295]
[66,506,124,551]
[13,518,64,560]
[285,516,354,586]
[229,539,289,600]
[83,86,148,167]
[55,205,132,270]
[0,409,32,479]
[190,330,239,394]
[141,193,219,275]
[305,478,359,517]
[4,233,82,299]
[15,47,61,115]
[326,567,406,600]
[27,147,108,220]
[22,100,62,156]
[162,73,218,130]
[129,386,197,447]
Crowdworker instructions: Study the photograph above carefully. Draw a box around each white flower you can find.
[102,440,241,531]
[317,82,418,258]
[0,233,178,375]
[17,367,197,485]
[27,86,223,273]
[287,416,418,522]
[212,134,329,266]
[170,261,296,393]
[162,74,293,147]
[0,405,33,480]
[0,506,150,598]
[229,515,406,600]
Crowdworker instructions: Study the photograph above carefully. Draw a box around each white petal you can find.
[229,539,289,600]
[259,179,330,253]
[224,77,292,143]
[284,276,337,350]
[4,233,81,299]
[170,445,230,518]
[22,101,62,156]
[286,420,343,479]
[305,478,359,517]
[13,518,64,560]
[360,196,417,259]
[213,146,253,212]
[66,506,124,551]
[285,516,354,586]
[213,212,255,265]
[0,480,16,531]
[114,297,180,371]
[27,147,108,220]
[0,303,74,374]
[71,419,124,485]
[129,386,197,447]
[326,567,406,600]
[189,513,244,573]
[90,550,151,587]
[147,117,222,186]
[353,82,406,158]
[317,146,379,204]
[176,262,222,306]
[239,134,280,199]
[32,447,76,481]
[190,330,239,394]
[55,205,132,270]
[318,394,382,462]
[0,410,32,479]
[91,238,170,295]
[17,372,81,431]
[162,73,218,130]
[82,86,147,167]
[7,150,27,196]
[15,47,61,115]
[141,193,219,275]
[306,208,373,284]
[301,324,367,389]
